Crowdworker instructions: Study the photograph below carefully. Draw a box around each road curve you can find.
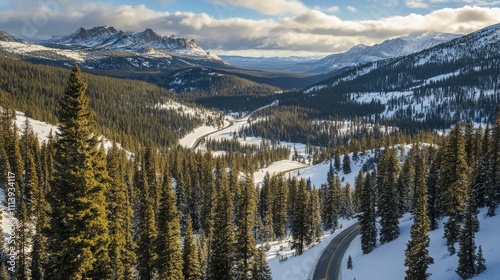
[312,222,360,280]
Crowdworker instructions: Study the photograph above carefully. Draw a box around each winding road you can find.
[190,101,279,150]
[312,223,361,280]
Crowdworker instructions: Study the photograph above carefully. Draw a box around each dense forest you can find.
[0,63,495,280]
[0,57,223,151]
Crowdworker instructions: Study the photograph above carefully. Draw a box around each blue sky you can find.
[1,0,499,56]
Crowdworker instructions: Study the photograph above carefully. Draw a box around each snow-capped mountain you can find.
[49,26,223,61]
[0,26,226,72]
[297,31,460,73]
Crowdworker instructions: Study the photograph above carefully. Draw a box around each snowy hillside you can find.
[341,208,500,280]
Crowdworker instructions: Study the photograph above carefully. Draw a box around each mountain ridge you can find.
[297,31,461,73]
[0,26,227,72]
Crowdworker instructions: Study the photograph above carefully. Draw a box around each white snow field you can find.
[341,208,500,280]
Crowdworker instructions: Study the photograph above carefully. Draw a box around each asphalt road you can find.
[313,222,361,280]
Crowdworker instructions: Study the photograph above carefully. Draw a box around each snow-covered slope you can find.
[297,31,459,73]
[342,208,500,280]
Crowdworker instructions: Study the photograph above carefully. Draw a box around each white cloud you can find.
[326,6,341,13]
[0,3,499,56]
[207,0,309,15]
[406,0,429,8]
[347,5,358,12]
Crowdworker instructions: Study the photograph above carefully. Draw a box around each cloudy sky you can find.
[1,0,499,56]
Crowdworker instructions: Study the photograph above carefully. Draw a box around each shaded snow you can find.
[341,208,500,280]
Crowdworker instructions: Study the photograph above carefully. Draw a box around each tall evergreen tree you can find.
[476,246,486,275]
[272,176,288,240]
[334,153,341,171]
[427,146,442,231]
[135,156,158,280]
[398,148,416,214]
[46,64,111,279]
[209,159,235,279]
[291,179,309,255]
[343,153,352,174]
[156,165,184,279]
[404,152,433,280]
[258,173,274,242]
[359,172,377,254]
[441,124,470,255]
[475,125,490,209]
[487,116,500,216]
[252,246,272,280]
[307,188,322,245]
[235,172,258,279]
[16,200,30,280]
[107,143,136,279]
[456,180,480,279]
[378,147,400,244]
[183,216,202,280]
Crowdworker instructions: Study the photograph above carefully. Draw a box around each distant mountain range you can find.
[223,32,460,73]
[0,26,227,71]
[298,31,461,73]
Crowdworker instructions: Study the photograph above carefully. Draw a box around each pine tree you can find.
[156,165,184,279]
[307,188,322,245]
[334,153,341,171]
[200,152,215,278]
[258,172,274,241]
[378,147,400,244]
[342,183,354,218]
[404,152,433,280]
[359,172,377,254]
[30,183,49,280]
[343,153,352,174]
[487,118,500,216]
[476,245,486,275]
[16,200,30,280]
[475,125,490,209]
[427,147,442,231]
[272,176,288,240]
[456,182,479,279]
[46,64,111,279]
[209,159,235,279]
[347,255,353,270]
[398,148,416,214]
[235,171,258,279]
[135,155,158,280]
[252,246,272,280]
[183,216,202,280]
[31,140,51,280]
[291,179,309,255]
[441,124,470,255]
[330,176,342,229]
[107,143,136,279]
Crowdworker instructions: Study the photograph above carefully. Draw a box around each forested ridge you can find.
[0,57,218,151]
